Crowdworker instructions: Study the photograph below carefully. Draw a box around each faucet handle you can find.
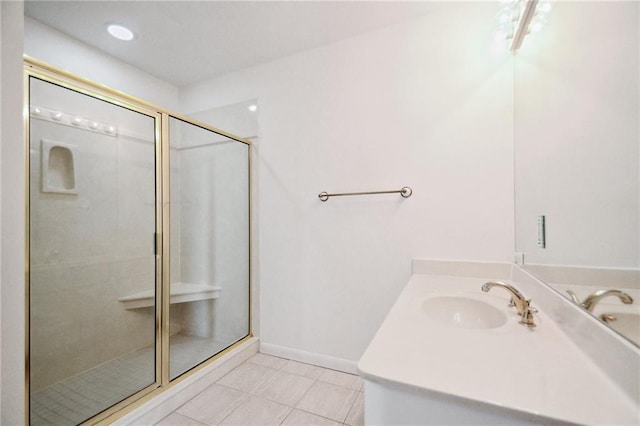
[526,300,538,314]
[600,313,617,323]
[517,300,537,328]
[519,307,537,328]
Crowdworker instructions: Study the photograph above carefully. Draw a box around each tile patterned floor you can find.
[31,334,230,426]
[155,353,365,426]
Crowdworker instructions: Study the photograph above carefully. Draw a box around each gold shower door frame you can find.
[24,57,253,425]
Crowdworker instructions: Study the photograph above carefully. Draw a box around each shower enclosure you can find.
[25,59,251,425]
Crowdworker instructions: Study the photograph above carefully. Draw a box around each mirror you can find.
[514,1,639,346]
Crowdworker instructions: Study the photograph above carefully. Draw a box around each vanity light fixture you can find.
[495,0,552,52]
[107,23,135,41]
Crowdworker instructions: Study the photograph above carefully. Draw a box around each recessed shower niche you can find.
[26,60,251,425]
[41,140,77,194]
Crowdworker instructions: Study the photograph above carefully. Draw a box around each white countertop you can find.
[357,274,639,425]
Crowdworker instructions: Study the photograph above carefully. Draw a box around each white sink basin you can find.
[421,296,507,329]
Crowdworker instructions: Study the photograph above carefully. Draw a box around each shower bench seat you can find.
[118,283,222,309]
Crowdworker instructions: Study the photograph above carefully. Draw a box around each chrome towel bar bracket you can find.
[318,186,412,202]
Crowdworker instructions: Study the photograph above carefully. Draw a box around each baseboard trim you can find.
[259,342,358,374]
[114,337,259,425]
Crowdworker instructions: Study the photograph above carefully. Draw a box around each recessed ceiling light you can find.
[107,24,135,41]
[248,105,257,112]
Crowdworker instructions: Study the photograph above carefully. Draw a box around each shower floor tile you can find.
[30,333,230,426]
[157,353,365,426]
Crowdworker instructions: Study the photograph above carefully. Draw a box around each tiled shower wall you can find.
[172,116,250,345]
[29,80,157,391]
[29,80,252,391]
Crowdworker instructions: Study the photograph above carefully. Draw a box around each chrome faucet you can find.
[566,289,633,313]
[481,281,537,328]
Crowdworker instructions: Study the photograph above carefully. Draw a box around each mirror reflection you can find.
[514,1,639,345]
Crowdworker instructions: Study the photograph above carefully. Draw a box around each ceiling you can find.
[25,1,446,88]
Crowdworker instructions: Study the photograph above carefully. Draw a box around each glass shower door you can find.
[28,76,159,425]
[168,116,250,379]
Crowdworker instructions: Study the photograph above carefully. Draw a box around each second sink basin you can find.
[421,296,507,329]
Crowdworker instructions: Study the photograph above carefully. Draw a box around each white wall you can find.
[514,1,639,269]
[180,2,514,370]
[1,1,25,424]
[24,17,180,111]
